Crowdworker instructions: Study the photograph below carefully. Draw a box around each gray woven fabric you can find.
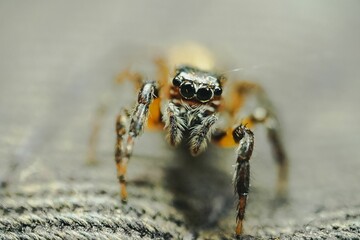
[1,1,360,239]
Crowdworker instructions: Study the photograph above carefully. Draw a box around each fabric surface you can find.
[1,1,360,239]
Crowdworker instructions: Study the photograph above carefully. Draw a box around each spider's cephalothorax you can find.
[172,65,223,103]
[88,45,289,236]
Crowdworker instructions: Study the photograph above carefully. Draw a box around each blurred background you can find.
[0,1,359,239]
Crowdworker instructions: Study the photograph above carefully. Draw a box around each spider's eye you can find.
[196,87,213,102]
[180,82,195,99]
[172,77,181,87]
[214,87,222,96]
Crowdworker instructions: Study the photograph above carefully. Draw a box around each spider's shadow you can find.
[164,144,234,230]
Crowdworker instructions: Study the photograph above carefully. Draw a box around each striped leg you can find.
[163,101,185,147]
[212,124,254,235]
[242,108,289,196]
[212,81,288,235]
[189,114,218,156]
[233,125,254,236]
[115,81,157,202]
[228,81,289,196]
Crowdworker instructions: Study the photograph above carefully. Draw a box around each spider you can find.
[99,44,289,236]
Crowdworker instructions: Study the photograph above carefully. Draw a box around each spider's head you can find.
[172,65,223,103]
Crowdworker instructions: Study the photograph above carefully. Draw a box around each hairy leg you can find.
[115,81,157,202]
[189,114,218,156]
[232,125,254,235]
[212,81,288,235]
[163,101,185,147]
[213,124,254,235]
[227,81,289,196]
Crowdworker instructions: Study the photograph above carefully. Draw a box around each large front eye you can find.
[197,87,213,102]
[180,82,195,99]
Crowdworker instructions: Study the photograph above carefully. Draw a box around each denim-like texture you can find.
[0,1,359,239]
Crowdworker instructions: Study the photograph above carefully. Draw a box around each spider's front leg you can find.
[212,124,254,235]
[227,81,289,196]
[115,81,157,202]
[213,81,288,235]
[233,125,254,235]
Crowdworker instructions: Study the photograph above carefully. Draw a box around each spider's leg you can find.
[189,114,218,156]
[163,101,185,147]
[227,81,289,196]
[266,120,288,196]
[115,68,143,90]
[233,125,254,235]
[146,57,169,131]
[116,57,169,91]
[115,61,166,131]
[88,60,166,164]
[146,94,164,131]
[242,109,288,196]
[87,68,144,165]
[115,81,157,202]
[212,124,254,235]
[212,81,288,235]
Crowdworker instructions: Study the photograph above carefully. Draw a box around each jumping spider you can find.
[97,44,288,236]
